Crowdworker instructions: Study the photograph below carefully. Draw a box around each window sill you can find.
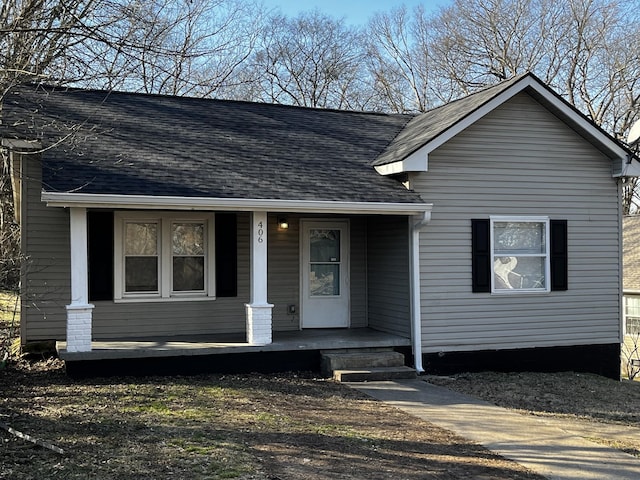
[113,296,217,304]
[491,289,551,296]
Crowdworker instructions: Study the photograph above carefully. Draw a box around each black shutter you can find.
[550,219,568,291]
[215,213,237,297]
[471,219,491,292]
[88,211,114,301]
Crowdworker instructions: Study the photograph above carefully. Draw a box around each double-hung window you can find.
[490,216,550,293]
[114,212,215,301]
[624,296,640,335]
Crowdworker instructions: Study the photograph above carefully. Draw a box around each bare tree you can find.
[365,6,436,113]
[366,0,640,209]
[83,0,264,97]
[0,0,266,291]
[0,0,107,290]
[245,11,368,109]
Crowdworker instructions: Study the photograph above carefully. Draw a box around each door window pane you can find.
[310,229,340,262]
[309,264,340,296]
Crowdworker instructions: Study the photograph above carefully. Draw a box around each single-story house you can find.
[2,73,637,378]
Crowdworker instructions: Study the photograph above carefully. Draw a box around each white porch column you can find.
[410,211,431,373]
[66,207,94,352]
[245,211,273,344]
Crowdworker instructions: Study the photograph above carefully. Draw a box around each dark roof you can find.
[624,216,640,291]
[1,86,423,204]
[374,74,527,166]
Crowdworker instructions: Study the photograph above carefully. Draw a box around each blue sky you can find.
[260,0,453,25]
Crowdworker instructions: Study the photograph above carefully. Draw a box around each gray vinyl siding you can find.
[411,92,621,353]
[367,216,411,336]
[21,154,70,341]
[350,216,368,328]
[268,215,300,331]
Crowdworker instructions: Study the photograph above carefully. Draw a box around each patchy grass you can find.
[0,290,19,325]
[1,361,544,480]
[0,290,19,364]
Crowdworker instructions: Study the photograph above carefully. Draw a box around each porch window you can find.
[172,222,205,292]
[114,212,215,301]
[124,221,159,293]
[490,217,550,293]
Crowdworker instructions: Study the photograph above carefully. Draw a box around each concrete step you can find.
[333,366,417,382]
[321,350,405,376]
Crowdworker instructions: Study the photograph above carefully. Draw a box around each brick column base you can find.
[245,303,274,345]
[65,304,94,352]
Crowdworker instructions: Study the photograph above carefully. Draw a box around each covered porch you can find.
[57,328,413,378]
[40,192,432,375]
[57,327,411,361]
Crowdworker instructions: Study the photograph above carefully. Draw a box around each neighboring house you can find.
[623,215,640,370]
[623,216,640,334]
[2,73,636,378]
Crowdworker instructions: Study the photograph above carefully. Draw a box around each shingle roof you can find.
[373,74,527,166]
[1,86,424,204]
[624,216,640,291]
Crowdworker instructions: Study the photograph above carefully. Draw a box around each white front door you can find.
[301,220,350,328]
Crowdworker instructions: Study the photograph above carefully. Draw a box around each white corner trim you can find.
[42,192,433,216]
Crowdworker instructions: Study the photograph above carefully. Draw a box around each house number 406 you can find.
[257,221,264,243]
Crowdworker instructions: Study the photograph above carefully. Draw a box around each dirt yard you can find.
[2,290,638,479]
[2,362,640,479]
[1,359,548,480]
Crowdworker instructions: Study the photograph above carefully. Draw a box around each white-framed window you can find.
[490,216,550,294]
[114,212,215,301]
[624,295,640,335]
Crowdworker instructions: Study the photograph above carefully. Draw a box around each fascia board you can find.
[41,192,433,216]
[375,147,429,175]
[1,139,42,150]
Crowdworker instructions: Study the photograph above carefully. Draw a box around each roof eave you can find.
[41,192,433,216]
[1,138,41,150]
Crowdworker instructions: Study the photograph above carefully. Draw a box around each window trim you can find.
[114,211,216,302]
[489,215,550,294]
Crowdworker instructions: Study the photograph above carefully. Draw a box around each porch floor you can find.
[57,328,411,362]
